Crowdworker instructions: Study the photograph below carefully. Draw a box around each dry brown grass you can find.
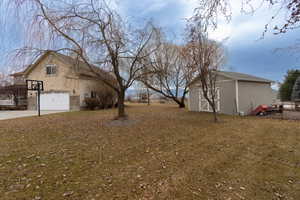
[1,104,300,200]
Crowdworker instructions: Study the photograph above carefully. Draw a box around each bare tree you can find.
[194,0,300,35]
[140,33,197,108]
[8,0,156,119]
[0,71,13,87]
[185,21,225,122]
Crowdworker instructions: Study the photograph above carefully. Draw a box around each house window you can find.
[46,64,57,75]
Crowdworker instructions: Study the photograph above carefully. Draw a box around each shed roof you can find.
[217,71,273,83]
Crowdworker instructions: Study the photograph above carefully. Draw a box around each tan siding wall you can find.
[26,53,116,110]
[238,81,274,114]
[27,96,37,110]
[189,75,236,115]
[26,52,117,110]
[70,96,80,110]
[26,56,80,96]
[217,80,237,115]
[78,78,116,107]
[189,76,274,115]
[188,86,200,111]
[26,55,81,110]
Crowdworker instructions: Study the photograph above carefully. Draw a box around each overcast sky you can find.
[118,0,300,83]
[0,0,299,83]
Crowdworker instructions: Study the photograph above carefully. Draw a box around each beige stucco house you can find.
[11,51,116,111]
[188,71,275,115]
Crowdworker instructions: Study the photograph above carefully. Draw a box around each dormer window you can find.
[46,64,57,75]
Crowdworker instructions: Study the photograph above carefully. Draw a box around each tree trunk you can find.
[13,95,18,106]
[179,102,185,108]
[212,109,218,123]
[117,89,126,119]
[179,96,186,108]
[172,97,186,108]
[211,103,218,123]
[147,88,150,106]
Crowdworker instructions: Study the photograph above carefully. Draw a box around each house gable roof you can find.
[10,51,115,81]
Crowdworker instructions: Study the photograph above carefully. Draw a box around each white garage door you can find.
[39,93,70,111]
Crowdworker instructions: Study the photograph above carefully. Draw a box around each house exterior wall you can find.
[27,96,37,110]
[70,96,80,110]
[26,55,80,96]
[238,81,274,115]
[25,53,116,110]
[13,75,26,85]
[26,55,81,110]
[78,77,109,107]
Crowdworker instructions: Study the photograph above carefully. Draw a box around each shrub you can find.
[85,89,117,110]
[98,90,116,109]
[85,98,100,110]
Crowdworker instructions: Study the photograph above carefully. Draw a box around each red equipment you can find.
[250,104,269,116]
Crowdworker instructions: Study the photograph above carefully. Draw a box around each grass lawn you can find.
[1,104,300,200]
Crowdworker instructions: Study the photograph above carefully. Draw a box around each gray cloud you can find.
[226,26,300,82]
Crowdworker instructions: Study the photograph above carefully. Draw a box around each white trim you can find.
[216,79,235,83]
[45,64,57,75]
[235,80,239,113]
[188,90,191,110]
[194,79,234,87]
[199,87,220,112]
[217,89,220,111]
[198,88,201,112]
[0,99,14,106]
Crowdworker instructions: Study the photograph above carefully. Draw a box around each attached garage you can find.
[40,92,70,111]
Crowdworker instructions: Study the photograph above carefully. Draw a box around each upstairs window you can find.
[46,64,57,75]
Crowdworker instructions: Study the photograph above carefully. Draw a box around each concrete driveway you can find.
[0,110,67,120]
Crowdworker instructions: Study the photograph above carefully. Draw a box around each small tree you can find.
[185,21,225,122]
[279,69,300,101]
[0,72,12,87]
